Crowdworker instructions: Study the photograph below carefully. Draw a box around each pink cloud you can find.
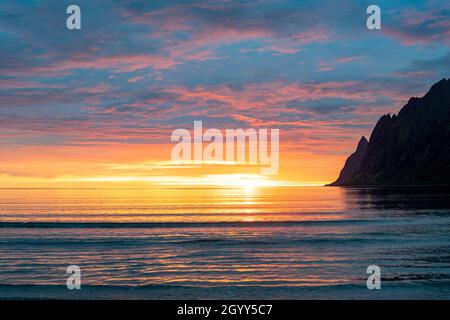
[256,45,301,55]
[290,30,330,44]
[0,79,64,89]
[335,56,361,64]
[125,5,331,61]
[383,7,450,45]
[317,56,362,71]
[183,50,220,62]
[23,54,179,76]
[74,84,112,94]
[128,76,145,83]
[149,80,405,122]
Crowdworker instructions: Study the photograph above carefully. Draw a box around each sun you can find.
[59,172,290,188]
[239,179,261,189]
[205,174,281,188]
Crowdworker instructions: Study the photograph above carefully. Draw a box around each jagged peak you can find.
[398,78,450,118]
[368,113,395,144]
[378,113,394,123]
[407,96,419,104]
[357,136,368,147]
[427,78,450,95]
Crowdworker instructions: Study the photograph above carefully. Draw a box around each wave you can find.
[174,237,389,246]
[0,235,411,248]
[0,219,389,229]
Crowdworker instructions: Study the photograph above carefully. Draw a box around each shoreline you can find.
[1,283,449,300]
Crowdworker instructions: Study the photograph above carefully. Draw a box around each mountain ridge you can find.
[329,78,450,186]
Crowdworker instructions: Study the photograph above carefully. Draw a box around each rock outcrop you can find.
[329,78,450,186]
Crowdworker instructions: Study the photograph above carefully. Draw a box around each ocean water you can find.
[0,186,449,299]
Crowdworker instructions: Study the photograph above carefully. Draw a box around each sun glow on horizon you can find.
[0,143,343,189]
[66,173,295,188]
[24,170,325,188]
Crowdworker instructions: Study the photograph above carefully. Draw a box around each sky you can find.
[0,0,449,187]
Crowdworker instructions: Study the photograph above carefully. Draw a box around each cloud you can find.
[0,0,448,184]
[383,4,450,45]
[392,51,450,87]
[317,56,363,71]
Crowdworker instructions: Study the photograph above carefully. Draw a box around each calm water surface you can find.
[0,186,449,299]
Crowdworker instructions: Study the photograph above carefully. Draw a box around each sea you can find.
[0,186,449,299]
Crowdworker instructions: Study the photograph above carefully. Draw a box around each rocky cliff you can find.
[329,78,450,186]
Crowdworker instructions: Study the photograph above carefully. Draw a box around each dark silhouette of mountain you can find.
[329,78,450,186]
[331,136,368,185]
